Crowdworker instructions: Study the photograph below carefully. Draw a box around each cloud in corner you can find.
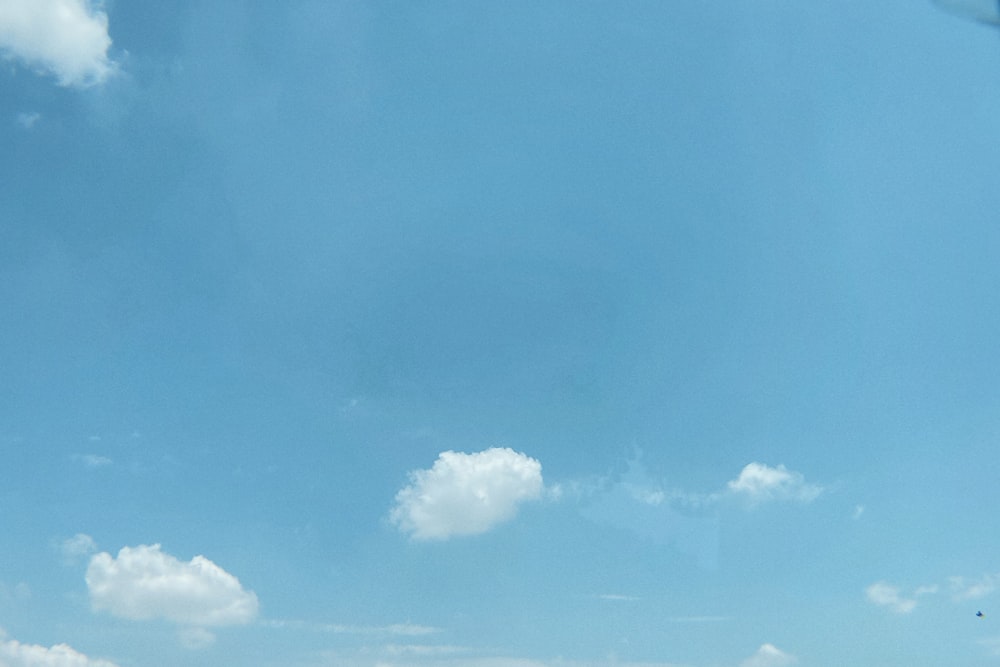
[390,447,544,540]
[0,628,120,667]
[0,0,117,87]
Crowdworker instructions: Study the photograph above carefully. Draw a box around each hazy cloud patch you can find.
[865,581,918,614]
[390,447,544,540]
[263,619,441,636]
[60,533,98,564]
[15,111,39,128]
[0,0,117,86]
[950,573,1000,600]
[74,454,112,469]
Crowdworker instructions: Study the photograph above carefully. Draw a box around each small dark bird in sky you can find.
[977,611,985,618]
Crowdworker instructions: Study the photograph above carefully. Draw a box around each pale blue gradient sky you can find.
[3,2,1000,666]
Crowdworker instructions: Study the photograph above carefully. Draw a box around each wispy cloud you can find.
[74,454,112,468]
[865,581,919,614]
[0,582,31,604]
[86,544,259,648]
[390,447,544,540]
[950,573,1000,600]
[59,533,98,565]
[0,0,117,86]
[262,619,441,636]
[15,111,39,128]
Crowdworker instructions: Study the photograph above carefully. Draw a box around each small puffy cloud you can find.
[390,447,544,540]
[0,630,119,667]
[86,544,259,629]
[60,533,98,564]
[0,0,116,87]
[740,644,796,667]
[727,463,822,504]
[865,581,918,614]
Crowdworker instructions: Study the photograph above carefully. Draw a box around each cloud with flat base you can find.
[86,543,259,648]
[390,447,544,541]
[0,628,119,667]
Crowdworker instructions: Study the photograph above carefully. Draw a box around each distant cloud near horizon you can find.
[390,447,544,540]
[740,643,796,667]
[0,0,116,86]
[0,629,119,667]
[86,544,259,648]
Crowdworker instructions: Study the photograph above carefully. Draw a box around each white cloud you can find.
[0,630,119,667]
[950,573,1000,600]
[86,544,259,631]
[263,619,441,636]
[390,447,544,540]
[740,644,796,667]
[0,0,116,87]
[77,454,112,468]
[726,463,822,504]
[865,581,918,614]
[60,533,98,564]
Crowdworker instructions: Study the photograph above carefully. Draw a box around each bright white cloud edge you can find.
[726,462,822,504]
[740,643,797,667]
[0,629,119,667]
[390,447,544,541]
[0,0,117,86]
[86,544,259,629]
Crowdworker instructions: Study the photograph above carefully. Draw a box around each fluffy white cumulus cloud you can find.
[0,630,119,667]
[85,544,259,627]
[727,463,822,504]
[739,643,796,667]
[865,581,917,614]
[390,447,544,540]
[0,0,116,86]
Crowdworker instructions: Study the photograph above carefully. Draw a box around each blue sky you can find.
[3,1,1000,665]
